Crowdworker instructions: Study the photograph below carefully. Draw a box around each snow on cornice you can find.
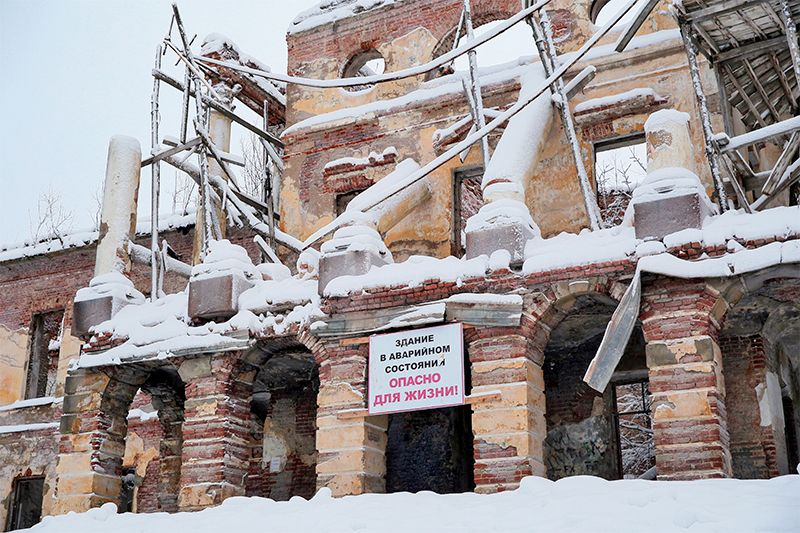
[0,211,196,264]
[290,0,403,34]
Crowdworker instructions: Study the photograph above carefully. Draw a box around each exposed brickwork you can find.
[721,335,780,479]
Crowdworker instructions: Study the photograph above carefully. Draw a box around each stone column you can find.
[54,370,137,514]
[642,277,732,480]
[314,338,387,496]
[467,318,548,493]
[178,352,251,510]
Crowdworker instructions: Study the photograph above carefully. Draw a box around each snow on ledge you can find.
[0,396,62,412]
[0,422,60,435]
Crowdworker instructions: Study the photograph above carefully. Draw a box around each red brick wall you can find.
[246,386,317,501]
[721,335,780,479]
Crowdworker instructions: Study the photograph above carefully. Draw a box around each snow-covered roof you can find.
[289,0,402,34]
[0,211,196,264]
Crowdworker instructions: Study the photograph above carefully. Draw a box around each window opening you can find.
[342,50,385,92]
[451,164,484,257]
[613,380,655,478]
[25,309,64,399]
[335,189,367,216]
[118,467,137,514]
[594,136,646,227]
[7,476,44,531]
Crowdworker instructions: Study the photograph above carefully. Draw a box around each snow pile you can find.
[323,147,397,172]
[631,167,716,212]
[524,226,638,274]
[29,475,800,533]
[465,198,540,237]
[320,223,393,262]
[191,239,259,282]
[324,254,491,296]
[574,88,665,114]
[0,397,61,412]
[644,108,691,130]
[290,0,399,34]
[701,206,800,248]
[75,272,146,310]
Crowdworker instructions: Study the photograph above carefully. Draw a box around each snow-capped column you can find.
[465,65,552,265]
[468,318,549,493]
[95,135,142,278]
[642,278,732,480]
[631,110,716,241]
[72,136,145,340]
[314,339,387,496]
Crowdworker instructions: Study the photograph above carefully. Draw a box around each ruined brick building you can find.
[1,0,799,529]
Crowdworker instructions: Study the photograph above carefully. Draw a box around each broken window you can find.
[613,379,656,478]
[335,189,367,216]
[6,476,44,531]
[25,309,64,399]
[342,50,385,92]
[451,164,484,257]
[594,136,646,227]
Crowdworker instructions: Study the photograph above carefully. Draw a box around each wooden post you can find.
[677,12,729,211]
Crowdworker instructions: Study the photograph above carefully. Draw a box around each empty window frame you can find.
[25,309,64,399]
[335,189,368,216]
[594,135,646,227]
[451,164,484,257]
[6,476,44,531]
[613,379,656,479]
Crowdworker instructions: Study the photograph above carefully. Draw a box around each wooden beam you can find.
[781,0,800,90]
[141,136,202,167]
[152,68,283,148]
[770,51,798,110]
[762,131,800,194]
[724,63,769,127]
[714,35,788,63]
[614,0,661,52]
[720,114,800,151]
[741,58,782,122]
[684,0,774,23]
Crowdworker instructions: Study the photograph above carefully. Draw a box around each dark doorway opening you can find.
[6,476,44,531]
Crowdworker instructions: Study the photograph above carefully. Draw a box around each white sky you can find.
[0,0,318,245]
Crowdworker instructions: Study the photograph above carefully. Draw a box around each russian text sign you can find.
[368,323,465,414]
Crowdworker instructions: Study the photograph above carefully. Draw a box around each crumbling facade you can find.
[1,0,799,529]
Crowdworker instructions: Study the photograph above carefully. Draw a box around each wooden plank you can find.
[770,51,798,110]
[614,0,661,52]
[721,114,800,151]
[141,136,202,167]
[762,130,800,194]
[724,63,769,127]
[684,0,774,23]
[742,58,782,122]
[152,67,284,148]
[714,35,787,63]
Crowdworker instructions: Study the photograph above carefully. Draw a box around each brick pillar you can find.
[54,370,137,514]
[642,277,732,480]
[314,338,387,496]
[467,317,548,493]
[178,352,252,510]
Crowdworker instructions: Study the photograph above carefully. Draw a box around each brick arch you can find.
[56,362,186,514]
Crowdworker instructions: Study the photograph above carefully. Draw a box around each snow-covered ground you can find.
[30,474,799,532]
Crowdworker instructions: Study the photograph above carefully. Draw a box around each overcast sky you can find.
[0,0,631,246]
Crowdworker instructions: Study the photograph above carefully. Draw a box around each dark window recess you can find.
[335,189,366,216]
[7,477,44,531]
[783,396,799,472]
[118,467,137,514]
[594,135,646,227]
[342,50,385,92]
[790,182,799,207]
[451,165,484,257]
[613,380,656,478]
[25,309,64,399]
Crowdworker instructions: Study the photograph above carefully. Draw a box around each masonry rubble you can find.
[0,0,799,527]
